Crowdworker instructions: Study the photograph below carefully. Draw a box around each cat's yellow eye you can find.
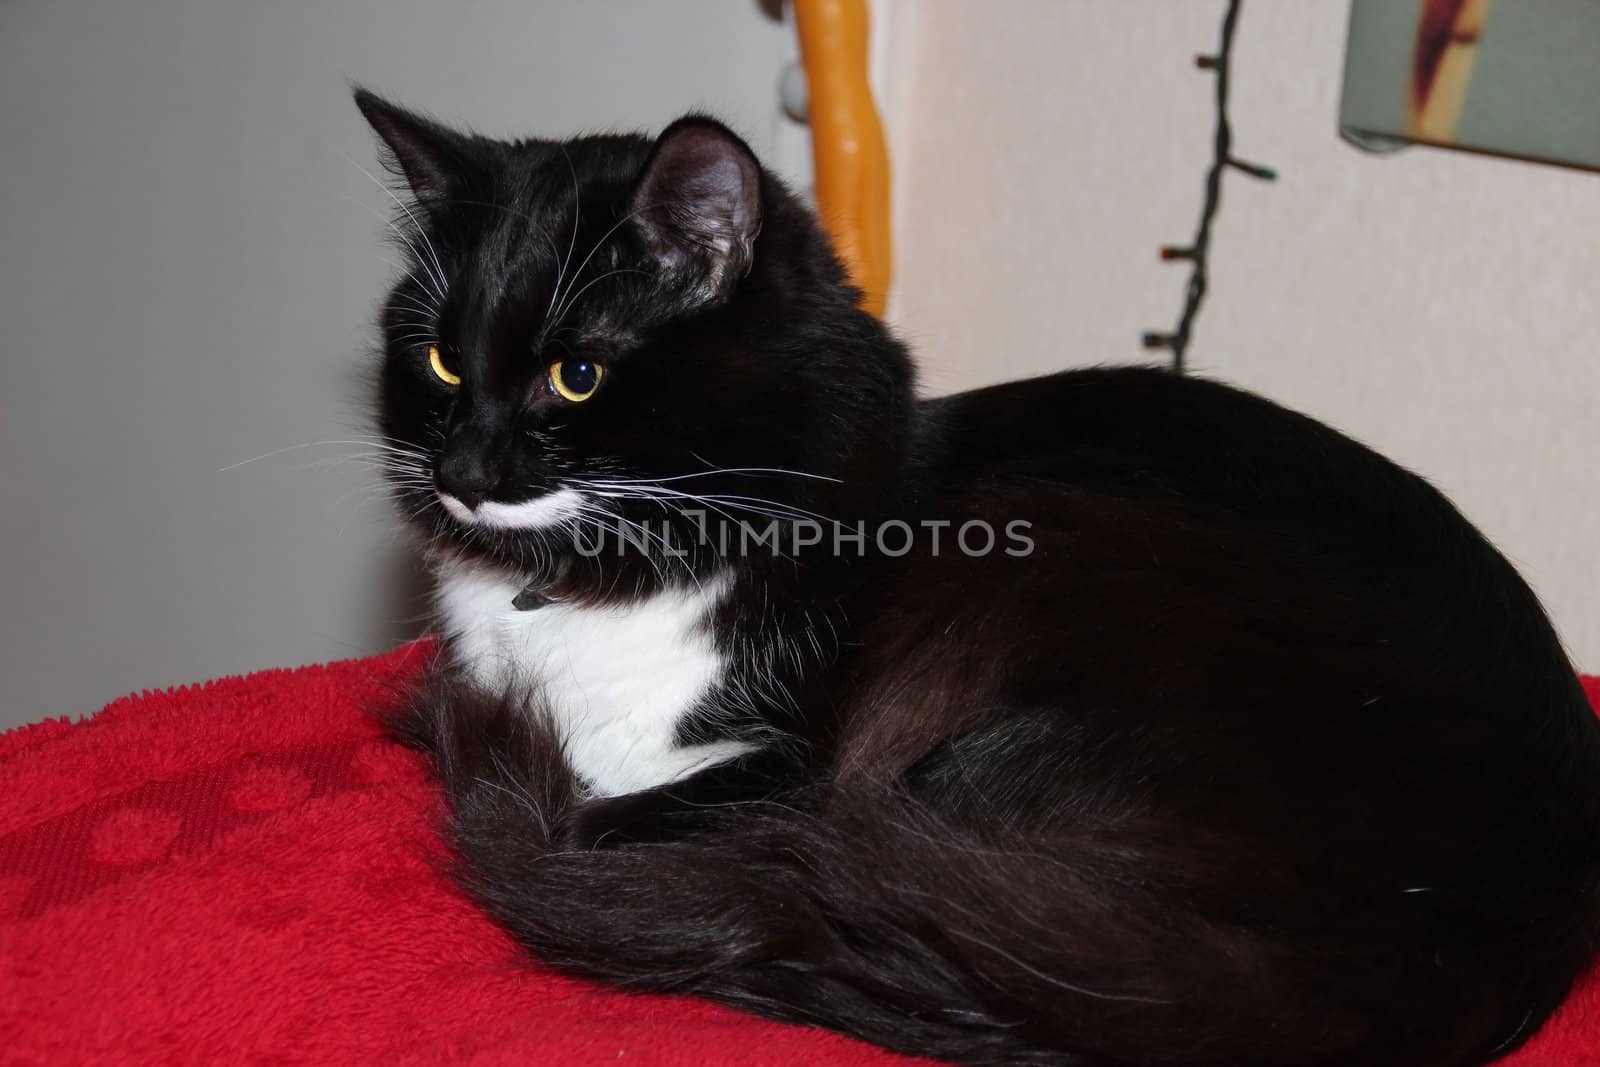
[549,358,603,402]
[428,345,461,386]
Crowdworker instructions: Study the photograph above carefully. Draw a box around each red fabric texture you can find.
[0,647,1595,1065]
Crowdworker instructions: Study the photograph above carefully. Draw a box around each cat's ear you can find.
[630,118,763,300]
[354,89,478,209]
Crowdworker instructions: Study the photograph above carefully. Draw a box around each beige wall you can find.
[878,1,1600,669]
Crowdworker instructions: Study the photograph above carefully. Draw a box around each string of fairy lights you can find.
[1141,0,1276,374]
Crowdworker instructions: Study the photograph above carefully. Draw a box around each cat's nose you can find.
[436,450,495,512]
[438,480,484,512]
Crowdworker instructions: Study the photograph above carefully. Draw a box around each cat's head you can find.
[357,91,912,590]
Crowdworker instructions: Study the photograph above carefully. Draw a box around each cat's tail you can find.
[391,684,1570,1067]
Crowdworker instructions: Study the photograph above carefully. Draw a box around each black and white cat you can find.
[357,90,1600,1066]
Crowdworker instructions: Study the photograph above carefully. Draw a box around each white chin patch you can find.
[438,487,586,530]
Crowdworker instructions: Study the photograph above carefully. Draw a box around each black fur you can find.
[360,91,1600,1065]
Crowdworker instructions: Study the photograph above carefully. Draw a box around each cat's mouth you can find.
[437,488,587,531]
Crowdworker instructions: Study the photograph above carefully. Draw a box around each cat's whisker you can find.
[339,151,452,299]
[670,490,824,522]
[548,268,650,327]
[433,197,572,332]
[330,479,403,521]
[388,294,440,319]
[439,197,539,227]
[387,318,437,334]
[348,195,449,304]
[378,474,436,491]
[590,467,842,485]
[402,498,441,525]
[577,484,747,538]
[578,480,832,527]
[302,456,414,475]
[544,199,674,330]
[548,144,582,327]
[376,256,445,310]
[217,438,424,474]
[694,495,833,524]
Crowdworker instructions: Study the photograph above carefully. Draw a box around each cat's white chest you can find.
[434,561,747,797]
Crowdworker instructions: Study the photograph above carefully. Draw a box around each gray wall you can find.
[0,0,797,728]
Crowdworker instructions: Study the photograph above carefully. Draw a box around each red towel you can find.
[1,647,1596,1066]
